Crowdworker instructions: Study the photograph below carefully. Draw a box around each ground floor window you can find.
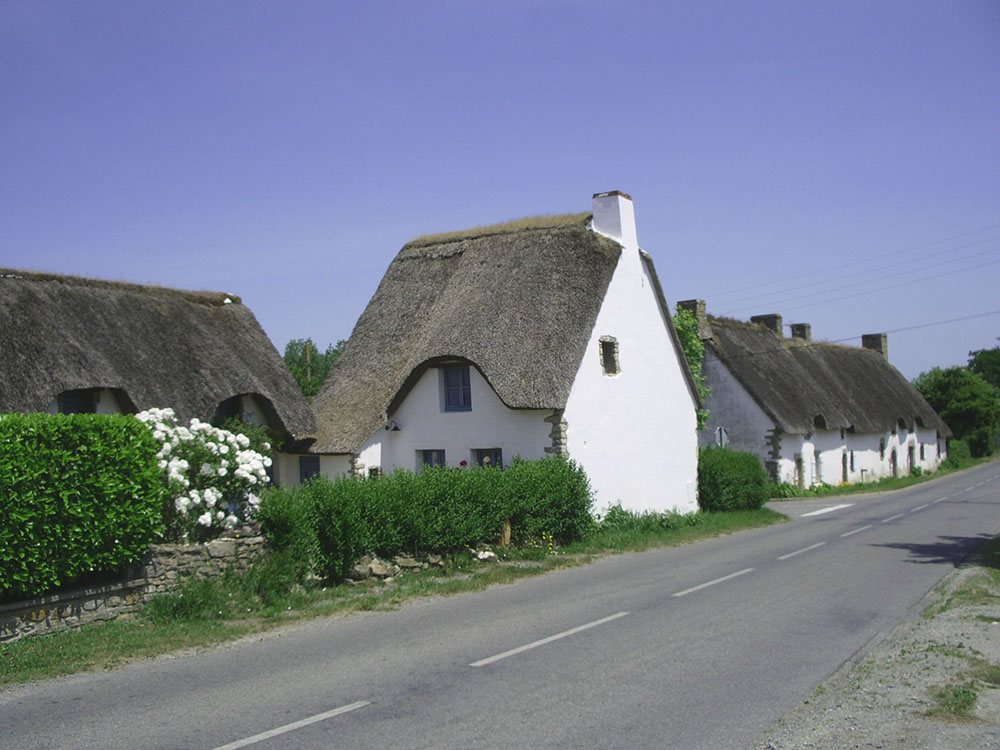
[472,447,503,468]
[417,449,446,472]
[299,455,320,483]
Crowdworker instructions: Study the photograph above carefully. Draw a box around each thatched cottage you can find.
[309,191,701,513]
[0,269,315,484]
[678,300,950,487]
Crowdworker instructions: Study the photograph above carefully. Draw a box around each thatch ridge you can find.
[311,220,622,454]
[406,212,591,247]
[0,267,241,306]
[0,268,315,437]
[705,315,950,436]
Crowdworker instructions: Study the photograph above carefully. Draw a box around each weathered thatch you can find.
[310,213,626,454]
[705,316,950,436]
[0,268,315,437]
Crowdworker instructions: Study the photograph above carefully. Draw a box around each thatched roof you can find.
[0,268,315,437]
[310,213,628,454]
[705,316,950,436]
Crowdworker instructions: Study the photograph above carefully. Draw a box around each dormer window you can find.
[443,365,472,412]
[599,336,620,376]
[57,388,98,414]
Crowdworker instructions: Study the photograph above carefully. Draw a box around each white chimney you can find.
[591,191,638,249]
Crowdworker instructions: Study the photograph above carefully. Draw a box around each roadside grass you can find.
[927,682,979,720]
[923,536,1000,619]
[0,508,782,687]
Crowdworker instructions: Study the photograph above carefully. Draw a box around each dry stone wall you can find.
[0,531,265,643]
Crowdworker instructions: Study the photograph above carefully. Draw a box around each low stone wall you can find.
[0,533,265,644]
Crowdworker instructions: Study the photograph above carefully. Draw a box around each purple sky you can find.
[3,1,998,379]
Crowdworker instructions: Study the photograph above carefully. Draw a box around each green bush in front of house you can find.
[257,456,594,581]
[697,446,768,512]
[0,414,166,599]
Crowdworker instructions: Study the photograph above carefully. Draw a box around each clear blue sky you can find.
[3,1,998,380]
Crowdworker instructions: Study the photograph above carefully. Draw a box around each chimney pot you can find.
[591,191,638,248]
[751,314,783,336]
[677,299,712,339]
[790,323,811,341]
[862,333,889,360]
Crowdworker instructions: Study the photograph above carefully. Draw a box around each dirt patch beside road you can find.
[756,563,1000,749]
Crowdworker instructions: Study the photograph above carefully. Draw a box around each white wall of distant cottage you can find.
[700,354,947,486]
[562,198,699,515]
[352,366,552,474]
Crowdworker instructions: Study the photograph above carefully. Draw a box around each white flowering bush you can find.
[135,407,272,542]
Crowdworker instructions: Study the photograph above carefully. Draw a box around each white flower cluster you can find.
[136,407,272,539]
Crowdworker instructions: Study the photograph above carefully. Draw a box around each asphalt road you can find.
[2,461,999,749]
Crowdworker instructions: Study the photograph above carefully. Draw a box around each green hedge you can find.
[697,447,768,512]
[258,456,594,581]
[0,414,165,599]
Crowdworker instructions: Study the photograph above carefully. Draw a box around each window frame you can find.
[599,336,620,376]
[417,449,446,472]
[472,447,503,468]
[442,365,472,412]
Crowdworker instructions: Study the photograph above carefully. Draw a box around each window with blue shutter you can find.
[443,365,472,411]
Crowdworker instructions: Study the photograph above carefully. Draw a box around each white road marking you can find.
[672,568,755,598]
[469,612,630,667]
[777,542,827,561]
[210,701,370,750]
[933,497,948,504]
[840,525,872,538]
[800,503,854,517]
[911,504,929,512]
[882,513,905,523]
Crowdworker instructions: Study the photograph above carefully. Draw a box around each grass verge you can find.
[0,508,783,687]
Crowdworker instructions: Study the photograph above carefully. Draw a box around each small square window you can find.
[299,455,320,483]
[443,366,472,411]
[417,449,446,472]
[599,336,620,376]
[473,448,503,468]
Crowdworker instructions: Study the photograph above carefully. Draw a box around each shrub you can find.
[0,414,165,599]
[698,447,768,512]
[135,408,272,542]
[259,457,594,581]
[942,439,972,469]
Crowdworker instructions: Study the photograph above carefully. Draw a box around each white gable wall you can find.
[563,196,698,514]
[699,352,774,456]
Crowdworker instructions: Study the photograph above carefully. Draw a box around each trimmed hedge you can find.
[697,447,768,512]
[0,414,166,598]
[258,456,594,581]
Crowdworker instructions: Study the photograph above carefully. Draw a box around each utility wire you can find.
[719,253,1000,317]
[706,224,1000,304]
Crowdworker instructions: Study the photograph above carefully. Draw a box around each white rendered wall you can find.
[564,201,698,514]
[355,365,552,474]
[699,353,774,457]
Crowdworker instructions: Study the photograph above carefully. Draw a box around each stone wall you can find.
[0,532,265,644]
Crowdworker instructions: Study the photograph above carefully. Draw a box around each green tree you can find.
[968,341,1000,391]
[673,307,711,430]
[283,338,345,400]
[913,366,1000,457]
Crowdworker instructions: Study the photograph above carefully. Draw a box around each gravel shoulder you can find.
[755,562,1000,749]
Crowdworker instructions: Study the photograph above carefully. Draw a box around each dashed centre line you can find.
[469,612,630,667]
[777,542,826,560]
[911,504,929,512]
[840,525,872,538]
[210,701,371,750]
[672,568,755,598]
[882,513,906,523]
